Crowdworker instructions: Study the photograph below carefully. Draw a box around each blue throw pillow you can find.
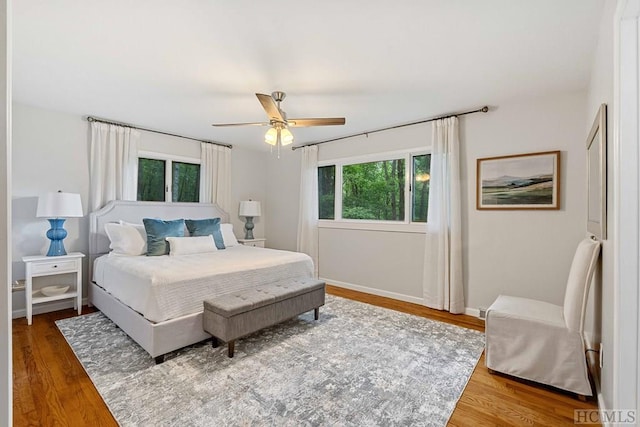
[143,218,185,256]
[185,218,225,249]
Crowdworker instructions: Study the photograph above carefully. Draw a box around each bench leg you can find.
[228,341,235,358]
[314,307,319,320]
[211,337,219,348]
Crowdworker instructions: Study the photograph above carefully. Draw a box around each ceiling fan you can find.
[212,91,346,149]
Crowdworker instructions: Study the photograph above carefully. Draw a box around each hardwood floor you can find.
[12,286,599,426]
[13,306,117,427]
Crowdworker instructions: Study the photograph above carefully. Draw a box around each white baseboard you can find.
[12,297,90,319]
[321,277,425,305]
[465,307,483,319]
[322,278,482,319]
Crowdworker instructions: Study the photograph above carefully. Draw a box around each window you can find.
[342,159,405,221]
[412,154,431,222]
[318,165,335,219]
[172,162,200,202]
[137,158,165,202]
[137,156,200,203]
[318,151,430,227]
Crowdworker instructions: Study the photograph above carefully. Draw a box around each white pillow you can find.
[166,235,217,256]
[119,220,147,239]
[220,223,239,247]
[104,222,147,256]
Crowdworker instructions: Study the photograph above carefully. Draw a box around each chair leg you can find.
[228,340,235,358]
[211,337,219,348]
[487,368,496,374]
[314,307,319,320]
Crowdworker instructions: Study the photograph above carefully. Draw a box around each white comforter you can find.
[93,245,314,322]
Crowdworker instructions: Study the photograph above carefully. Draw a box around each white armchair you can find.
[485,237,601,397]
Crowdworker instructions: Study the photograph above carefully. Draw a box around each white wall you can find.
[316,124,430,301]
[589,0,640,415]
[0,0,11,423]
[583,2,616,408]
[268,91,589,312]
[584,0,616,410]
[463,92,587,311]
[231,147,267,240]
[11,103,267,315]
[11,103,89,315]
[265,148,301,251]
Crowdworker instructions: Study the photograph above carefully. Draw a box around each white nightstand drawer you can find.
[31,260,76,275]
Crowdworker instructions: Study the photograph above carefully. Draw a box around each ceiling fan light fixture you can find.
[215,91,344,154]
[280,128,294,146]
[264,127,278,145]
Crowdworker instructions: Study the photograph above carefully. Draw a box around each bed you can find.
[89,200,313,362]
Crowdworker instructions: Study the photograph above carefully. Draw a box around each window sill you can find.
[318,220,426,233]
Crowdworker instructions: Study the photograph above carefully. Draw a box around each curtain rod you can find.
[291,105,489,151]
[86,116,233,149]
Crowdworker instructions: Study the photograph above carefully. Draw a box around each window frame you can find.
[137,150,201,203]
[318,148,430,233]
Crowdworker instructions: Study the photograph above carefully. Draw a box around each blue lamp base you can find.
[244,216,255,240]
[46,218,68,256]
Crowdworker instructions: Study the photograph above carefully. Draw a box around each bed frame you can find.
[89,200,230,363]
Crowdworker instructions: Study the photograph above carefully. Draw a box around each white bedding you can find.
[93,245,314,323]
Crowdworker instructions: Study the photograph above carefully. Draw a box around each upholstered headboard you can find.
[89,200,231,268]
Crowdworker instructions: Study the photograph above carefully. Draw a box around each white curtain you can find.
[89,122,140,212]
[297,145,319,278]
[199,143,231,212]
[423,117,464,313]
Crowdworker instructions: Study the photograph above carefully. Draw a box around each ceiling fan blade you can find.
[211,122,269,127]
[256,93,285,122]
[288,117,346,127]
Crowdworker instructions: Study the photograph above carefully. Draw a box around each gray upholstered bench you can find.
[203,278,325,357]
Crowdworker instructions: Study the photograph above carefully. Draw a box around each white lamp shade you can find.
[239,200,261,217]
[280,128,294,146]
[36,192,83,218]
[264,128,278,146]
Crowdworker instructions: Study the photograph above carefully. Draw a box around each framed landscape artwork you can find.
[476,150,561,210]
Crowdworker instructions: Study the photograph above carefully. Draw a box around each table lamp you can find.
[239,200,261,240]
[36,191,83,256]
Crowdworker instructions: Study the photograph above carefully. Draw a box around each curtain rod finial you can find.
[481,106,489,113]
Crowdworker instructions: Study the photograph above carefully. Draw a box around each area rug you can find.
[56,295,484,426]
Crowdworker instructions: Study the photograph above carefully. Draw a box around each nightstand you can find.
[237,238,266,248]
[22,252,85,325]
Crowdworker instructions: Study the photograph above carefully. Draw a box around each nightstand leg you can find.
[26,275,32,326]
[76,270,82,315]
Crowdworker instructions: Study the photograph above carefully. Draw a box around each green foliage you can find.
[137,158,200,203]
[412,154,431,222]
[342,159,405,221]
[137,158,165,201]
[342,206,378,220]
[318,154,431,223]
[172,162,200,203]
[318,166,335,219]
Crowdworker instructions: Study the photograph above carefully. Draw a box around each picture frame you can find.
[586,104,607,239]
[476,150,561,210]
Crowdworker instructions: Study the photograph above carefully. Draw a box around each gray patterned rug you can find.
[56,295,484,427]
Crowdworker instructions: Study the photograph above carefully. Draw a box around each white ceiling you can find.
[13,0,604,150]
